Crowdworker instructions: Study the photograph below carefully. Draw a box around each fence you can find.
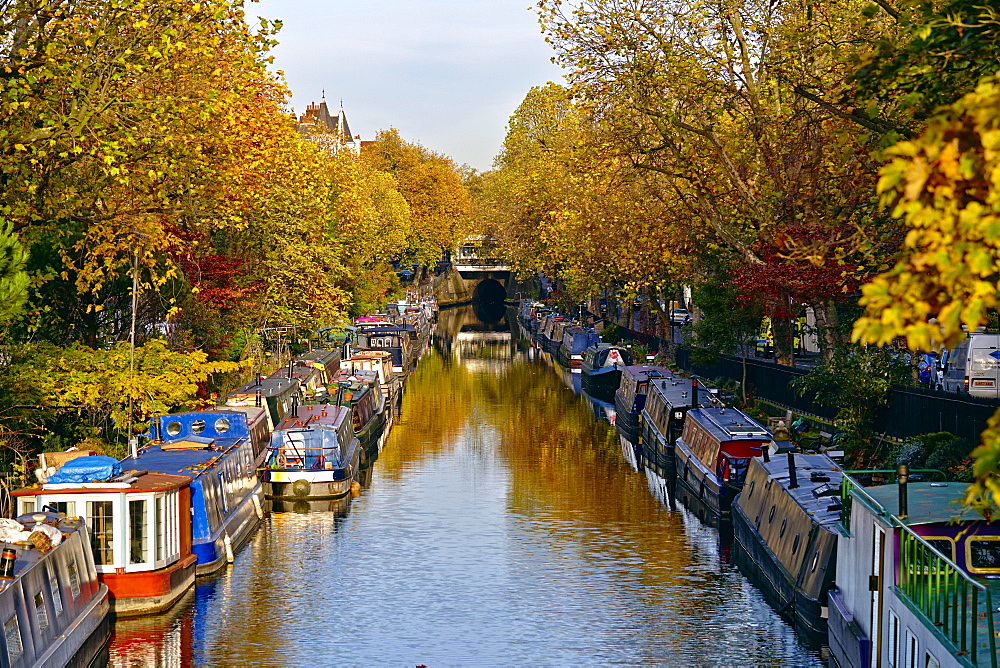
[673,349,1000,445]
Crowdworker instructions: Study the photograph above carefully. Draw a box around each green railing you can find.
[839,469,947,531]
[896,521,997,667]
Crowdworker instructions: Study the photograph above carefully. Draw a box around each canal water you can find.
[107,306,823,666]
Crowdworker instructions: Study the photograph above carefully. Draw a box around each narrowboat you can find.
[536,314,566,352]
[640,376,704,488]
[672,406,770,519]
[731,453,842,642]
[544,319,571,355]
[555,327,601,372]
[0,510,109,666]
[344,350,401,405]
[269,362,325,402]
[13,460,196,616]
[580,343,632,401]
[828,470,1000,668]
[262,404,361,500]
[134,410,265,575]
[329,369,388,452]
[225,376,300,431]
[613,365,670,441]
[296,348,342,387]
[351,326,412,376]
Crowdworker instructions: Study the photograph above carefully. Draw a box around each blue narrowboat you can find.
[556,327,601,372]
[134,409,267,574]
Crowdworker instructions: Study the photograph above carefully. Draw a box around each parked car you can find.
[669,308,692,325]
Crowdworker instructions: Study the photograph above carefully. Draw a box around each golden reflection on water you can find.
[107,306,820,666]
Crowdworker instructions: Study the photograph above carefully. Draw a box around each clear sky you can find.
[251,0,567,172]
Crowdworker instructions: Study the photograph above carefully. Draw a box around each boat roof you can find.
[645,376,704,409]
[621,365,672,382]
[586,342,624,351]
[228,377,299,398]
[687,407,770,441]
[852,482,979,525]
[15,471,194,495]
[275,404,349,430]
[359,326,407,336]
[296,348,340,366]
[751,454,844,527]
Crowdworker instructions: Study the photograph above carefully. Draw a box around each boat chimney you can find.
[288,361,294,378]
[255,390,262,407]
[691,376,699,407]
[762,444,770,463]
[787,452,798,489]
[255,372,262,387]
[898,464,909,519]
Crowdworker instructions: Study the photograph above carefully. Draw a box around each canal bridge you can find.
[432,236,514,306]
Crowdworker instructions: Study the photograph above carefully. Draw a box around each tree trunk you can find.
[772,293,796,367]
[823,299,841,358]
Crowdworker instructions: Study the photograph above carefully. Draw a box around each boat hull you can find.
[731,500,828,642]
[265,475,353,500]
[581,367,622,402]
[101,554,197,617]
[193,484,264,576]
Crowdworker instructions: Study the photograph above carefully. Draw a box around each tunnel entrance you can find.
[472,278,507,324]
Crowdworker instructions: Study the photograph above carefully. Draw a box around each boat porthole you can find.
[768,505,776,523]
[215,418,231,433]
[191,419,206,434]
[747,481,755,499]
[810,551,820,572]
[166,421,182,436]
[779,518,787,538]
[792,534,801,554]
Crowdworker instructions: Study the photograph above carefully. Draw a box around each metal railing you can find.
[896,521,997,667]
[839,469,947,530]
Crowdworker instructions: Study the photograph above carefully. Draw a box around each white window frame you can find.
[124,490,180,573]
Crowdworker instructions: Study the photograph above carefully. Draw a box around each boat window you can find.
[792,534,801,554]
[810,551,820,572]
[46,500,75,517]
[34,592,48,633]
[967,536,1000,573]
[779,519,787,538]
[129,499,148,564]
[166,421,182,436]
[191,419,206,434]
[215,417,231,433]
[4,614,22,663]
[925,650,940,668]
[47,563,63,617]
[67,560,81,599]
[768,505,776,523]
[923,537,954,561]
[87,500,115,565]
[747,481,755,499]
[20,499,35,515]
[887,611,899,667]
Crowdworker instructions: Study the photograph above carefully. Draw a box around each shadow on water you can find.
[106,305,824,666]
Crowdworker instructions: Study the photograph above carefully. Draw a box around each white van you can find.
[940,333,1000,398]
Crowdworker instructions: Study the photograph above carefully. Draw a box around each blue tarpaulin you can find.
[47,456,121,484]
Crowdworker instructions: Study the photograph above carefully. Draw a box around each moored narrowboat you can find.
[0,510,110,666]
[731,453,842,641]
[296,348,342,390]
[556,327,601,372]
[613,365,670,441]
[580,343,631,401]
[262,404,361,500]
[225,376,300,431]
[673,406,770,519]
[344,350,402,404]
[329,370,388,452]
[13,461,195,617]
[133,410,266,575]
[828,471,1000,668]
[352,326,412,376]
[640,376,703,484]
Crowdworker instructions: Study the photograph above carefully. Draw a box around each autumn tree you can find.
[361,129,473,266]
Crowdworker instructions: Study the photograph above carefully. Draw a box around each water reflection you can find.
[107,305,821,666]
